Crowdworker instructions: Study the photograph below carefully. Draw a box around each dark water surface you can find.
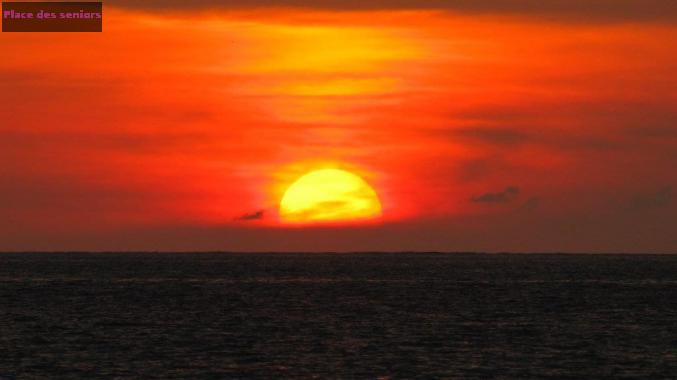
[1,253,677,379]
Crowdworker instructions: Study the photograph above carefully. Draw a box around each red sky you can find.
[1,2,676,252]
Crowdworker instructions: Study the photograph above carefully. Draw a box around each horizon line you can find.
[1,251,676,255]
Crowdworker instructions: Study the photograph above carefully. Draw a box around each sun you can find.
[279,169,382,224]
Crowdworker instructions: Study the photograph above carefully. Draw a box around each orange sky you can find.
[1,3,676,252]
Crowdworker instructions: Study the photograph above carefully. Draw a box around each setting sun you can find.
[279,169,382,224]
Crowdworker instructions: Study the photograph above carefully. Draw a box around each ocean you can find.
[1,253,676,378]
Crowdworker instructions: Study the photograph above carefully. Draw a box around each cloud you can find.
[442,125,620,153]
[631,186,672,210]
[105,0,677,23]
[235,209,266,221]
[0,130,209,154]
[446,99,677,154]
[472,186,520,203]
[520,196,541,211]
[448,127,527,146]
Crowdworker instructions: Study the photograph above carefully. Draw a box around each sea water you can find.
[1,253,676,378]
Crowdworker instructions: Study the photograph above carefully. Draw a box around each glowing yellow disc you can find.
[279,169,382,224]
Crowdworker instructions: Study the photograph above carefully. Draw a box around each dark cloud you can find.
[472,186,520,203]
[449,127,527,146]
[455,157,499,182]
[631,186,672,210]
[450,100,677,152]
[629,127,677,140]
[106,0,677,23]
[520,196,541,211]
[442,125,620,152]
[0,130,208,154]
[235,210,265,221]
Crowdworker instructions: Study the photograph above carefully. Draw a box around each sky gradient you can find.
[1,1,676,252]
